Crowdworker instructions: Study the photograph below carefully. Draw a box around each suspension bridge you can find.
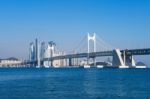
[26,33,150,68]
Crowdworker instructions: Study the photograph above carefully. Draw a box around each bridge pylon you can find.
[87,33,96,66]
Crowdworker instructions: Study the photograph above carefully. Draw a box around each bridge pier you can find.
[34,61,37,67]
[87,57,89,66]
[93,57,96,66]
[113,49,125,67]
[113,49,136,67]
[51,60,53,66]
[125,55,136,66]
[40,61,45,67]
[69,58,72,66]
[72,58,76,66]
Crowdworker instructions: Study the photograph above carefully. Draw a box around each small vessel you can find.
[84,65,90,68]
[119,66,129,69]
[135,66,147,68]
[44,65,50,68]
[97,65,104,68]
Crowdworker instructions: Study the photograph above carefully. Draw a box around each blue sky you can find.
[0,0,150,64]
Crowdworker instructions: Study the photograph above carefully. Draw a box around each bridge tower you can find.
[87,33,96,66]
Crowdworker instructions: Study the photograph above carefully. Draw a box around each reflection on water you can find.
[0,68,150,99]
[83,69,101,98]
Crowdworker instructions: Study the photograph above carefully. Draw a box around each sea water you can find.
[0,68,150,99]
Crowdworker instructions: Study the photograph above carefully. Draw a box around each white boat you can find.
[44,65,50,68]
[119,66,129,69]
[97,65,104,68]
[84,65,90,68]
[135,66,147,68]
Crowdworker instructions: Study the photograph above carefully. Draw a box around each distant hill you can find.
[90,62,109,66]
[0,57,19,61]
[136,62,146,66]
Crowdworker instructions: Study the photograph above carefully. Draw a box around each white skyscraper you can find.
[29,42,35,61]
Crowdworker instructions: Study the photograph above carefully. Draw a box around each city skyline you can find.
[0,0,150,64]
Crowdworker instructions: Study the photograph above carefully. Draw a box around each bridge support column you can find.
[51,60,53,66]
[113,49,136,68]
[125,55,136,67]
[34,61,37,67]
[131,56,136,66]
[76,58,79,66]
[87,57,89,65]
[113,49,125,67]
[41,61,44,67]
[69,58,72,66]
[93,57,96,66]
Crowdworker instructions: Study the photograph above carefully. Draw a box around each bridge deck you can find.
[125,48,150,55]
[27,48,150,63]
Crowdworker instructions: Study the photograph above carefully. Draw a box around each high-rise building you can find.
[48,41,56,58]
[35,38,41,66]
[29,39,67,67]
[35,38,38,61]
[29,42,35,61]
[40,42,46,60]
